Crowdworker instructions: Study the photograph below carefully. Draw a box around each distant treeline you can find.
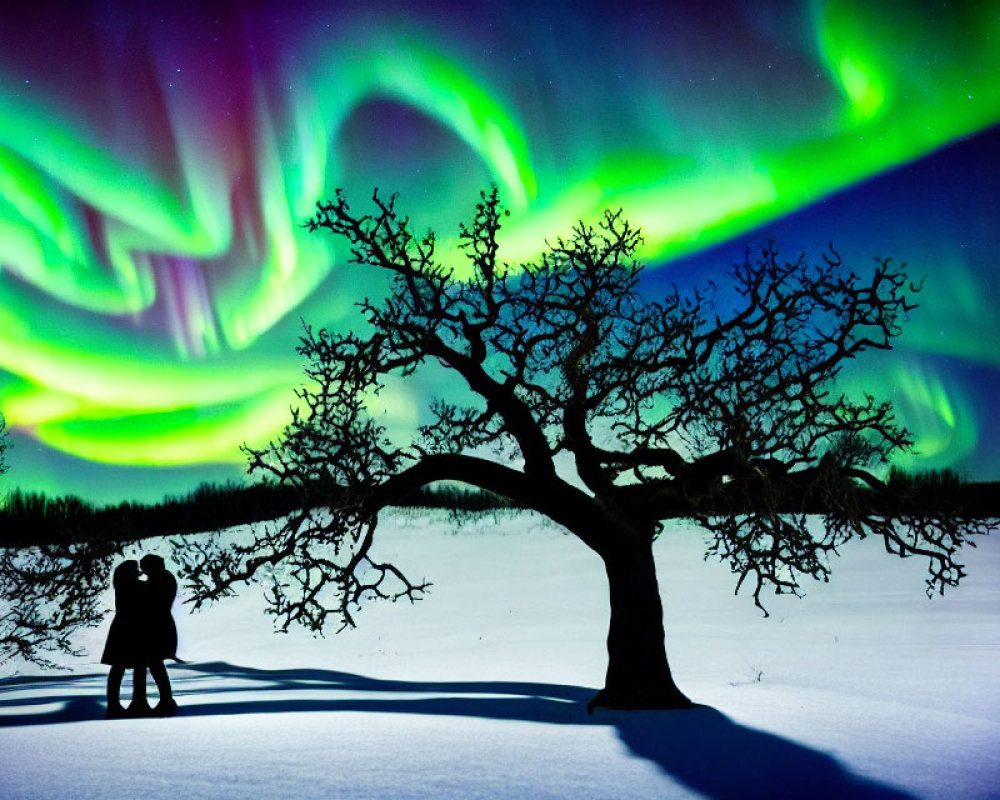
[0,480,521,548]
[695,467,1000,519]
[0,468,995,549]
[882,467,1000,518]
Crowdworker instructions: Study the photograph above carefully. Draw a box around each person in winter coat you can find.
[139,554,178,717]
[101,560,150,718]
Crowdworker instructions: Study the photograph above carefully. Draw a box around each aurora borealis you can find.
[0,1,998,502]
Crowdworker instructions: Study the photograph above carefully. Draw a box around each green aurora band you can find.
[0,0,998,500]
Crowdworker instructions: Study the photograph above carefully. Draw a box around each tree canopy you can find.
[175,187,991,709]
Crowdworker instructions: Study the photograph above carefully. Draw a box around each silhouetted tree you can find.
[0,531,121,668]
[175,188,990,709]
[0,412,8,478]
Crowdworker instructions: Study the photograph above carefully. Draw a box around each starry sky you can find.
[0,0,998,503]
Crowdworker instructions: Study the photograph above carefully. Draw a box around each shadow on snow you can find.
[0,661,913,800]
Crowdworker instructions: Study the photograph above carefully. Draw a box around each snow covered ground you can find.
[2,511,998,799]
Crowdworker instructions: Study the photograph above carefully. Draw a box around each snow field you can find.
[2,511,998,799]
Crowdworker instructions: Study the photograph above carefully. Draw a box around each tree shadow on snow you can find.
[0,661,913,799]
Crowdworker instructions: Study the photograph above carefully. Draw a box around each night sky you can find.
[0,0,997,503]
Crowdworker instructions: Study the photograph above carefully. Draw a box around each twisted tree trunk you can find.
[588,527,692,712]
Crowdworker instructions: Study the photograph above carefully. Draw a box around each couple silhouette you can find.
[102,554,179,719]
